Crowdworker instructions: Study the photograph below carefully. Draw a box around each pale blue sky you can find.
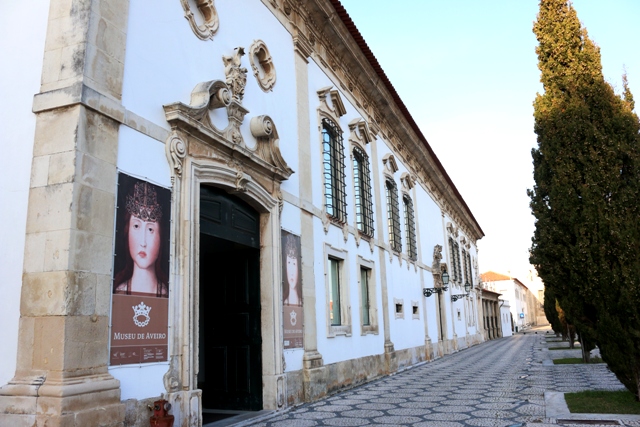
[340,0,640,280]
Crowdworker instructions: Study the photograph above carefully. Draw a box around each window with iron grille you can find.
[462,248,469,284]
[465,251,473,286]
[403,195,417,261]
[353,146,374,237]
[385,179,402,253]
[322,118,347,222]
[449,237,462,283]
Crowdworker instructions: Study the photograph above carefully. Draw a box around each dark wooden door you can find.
[199,186,262,411]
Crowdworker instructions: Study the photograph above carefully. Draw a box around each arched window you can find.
[353,146,374,236]
[322,118,347,222]
[385,179,401,252]
[403,194,417,261]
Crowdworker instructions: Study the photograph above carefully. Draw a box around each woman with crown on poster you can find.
[113,180,169,298]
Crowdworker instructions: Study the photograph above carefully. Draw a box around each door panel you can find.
[199,186,262,411]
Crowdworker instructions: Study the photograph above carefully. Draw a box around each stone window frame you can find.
[357,256,379,335]
[411,300,420,320]
[394,297,404,319]
[325,244,351,337]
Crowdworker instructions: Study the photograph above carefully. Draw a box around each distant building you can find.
[481,271,544,331]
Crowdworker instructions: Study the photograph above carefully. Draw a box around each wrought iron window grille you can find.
[386,179,402,253]
[353,146,374,237]
[322,118,347,223]
[403,195,417,261]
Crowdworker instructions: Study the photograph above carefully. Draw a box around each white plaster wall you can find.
[116,126,172,187]
[122,0,300,194]
[0,0,50,387]
[305,60,394,365]
[501,302,513,337]
[422,271,441,344]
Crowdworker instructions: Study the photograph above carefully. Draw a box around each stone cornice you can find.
[262,0,484,242]
[32,82,169,143]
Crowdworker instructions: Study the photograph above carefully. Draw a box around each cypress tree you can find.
[530,0,640,399]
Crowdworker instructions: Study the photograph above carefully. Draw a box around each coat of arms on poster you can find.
[282,230,303,349]
[110,173,171,365]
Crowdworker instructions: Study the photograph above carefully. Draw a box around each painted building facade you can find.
[0,1,484,426]
[481,271,543,331]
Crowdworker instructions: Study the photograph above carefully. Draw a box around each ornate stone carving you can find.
[249,40,276,92]
[226,101,249,145]
[317,86,346,121]
[321,211,330,234]
[276,188,284,216]
[164,79,293,183]
[432,244,443,272]
[250,115,294,178]
[181,0,219,41]
[163,362,181,393]
[166,133,187,177]
[223,47,248,101]
[348,118,372,145]
[382,153,398,175]
[446,222,459,237]
[400,172,416,191]
[235,171,251,192]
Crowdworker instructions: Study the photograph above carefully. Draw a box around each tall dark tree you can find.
[542,287,562,335]
[530,0,640,399]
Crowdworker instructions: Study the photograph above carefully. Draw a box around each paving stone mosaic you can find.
[246,332,634,427]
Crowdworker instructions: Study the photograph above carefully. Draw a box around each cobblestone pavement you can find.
[246,332,637,427]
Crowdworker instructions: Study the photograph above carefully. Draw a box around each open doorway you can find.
[198,186,262,419]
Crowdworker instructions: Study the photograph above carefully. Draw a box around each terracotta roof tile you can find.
[481,271,511,282]
[329,0,483,237]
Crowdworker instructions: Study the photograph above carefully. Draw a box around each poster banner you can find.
[110,173,171,365]
[282,230,303,349]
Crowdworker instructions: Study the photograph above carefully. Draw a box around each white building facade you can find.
[481,272,541,332]
[0,1,484,426]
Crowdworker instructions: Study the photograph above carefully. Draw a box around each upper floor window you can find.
[403,195,417,261]
[353,146,374,237]
[465,251,473,287]
[449,237,462,283]
[322,118,347,222]
[386,179,401,253]
[462,248,469,284]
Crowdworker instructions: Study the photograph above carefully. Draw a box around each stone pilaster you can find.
[0,0,128,425]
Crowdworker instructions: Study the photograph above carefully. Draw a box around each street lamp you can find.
[451,281,472,302]
[423,271,450,297]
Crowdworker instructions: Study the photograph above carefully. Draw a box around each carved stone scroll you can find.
[166,133,187,177]
[250,115,293,178]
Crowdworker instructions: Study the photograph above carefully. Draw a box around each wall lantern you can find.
[452,281,472,302]
[423,271,449,297]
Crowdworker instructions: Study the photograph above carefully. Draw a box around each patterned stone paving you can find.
[245,331,634,427]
